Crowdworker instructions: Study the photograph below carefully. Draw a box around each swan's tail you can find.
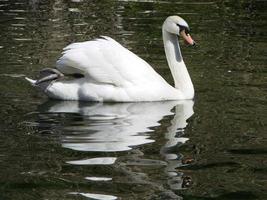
[25,77,37,85]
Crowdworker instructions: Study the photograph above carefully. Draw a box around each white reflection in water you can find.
[85,177,112,181]
[70,192,117,200]
[160,101,194,190]
[45,101,190,152]
[66,157,117,165]
[40,100,194,195]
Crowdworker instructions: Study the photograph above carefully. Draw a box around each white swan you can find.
[26,16,195,102]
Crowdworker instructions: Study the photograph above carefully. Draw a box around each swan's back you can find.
[56,36,166,87]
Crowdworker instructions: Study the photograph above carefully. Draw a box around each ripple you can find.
[66,157,117,165]
[8,9,26,13]
[13,38,32,41]
[68,8,80,12]
[217,191,258,200]
[178,161,241,170]
[85,177,112,181]
[70,192,117,200]
[11,24,26,27]
[125,158,167,166]
[0,73,25,78]
[13,17,26,20]
[73,22,88,26]
[62,136,153,152]
[227,148,267,155]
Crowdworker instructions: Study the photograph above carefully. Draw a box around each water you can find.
[0,0,266,199]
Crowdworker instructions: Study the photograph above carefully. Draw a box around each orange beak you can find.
[180,30,195,46]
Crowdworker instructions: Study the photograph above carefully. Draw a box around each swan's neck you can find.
[163,30,194,99]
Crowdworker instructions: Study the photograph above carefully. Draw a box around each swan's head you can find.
[163,16,195,46]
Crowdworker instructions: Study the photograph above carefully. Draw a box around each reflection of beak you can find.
[180,30,195,46]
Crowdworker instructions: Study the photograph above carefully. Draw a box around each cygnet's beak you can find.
[180,30,195,46]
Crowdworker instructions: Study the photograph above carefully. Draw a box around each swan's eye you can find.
[177,24,190,35]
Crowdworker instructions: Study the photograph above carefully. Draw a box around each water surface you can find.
[0,0,266,199]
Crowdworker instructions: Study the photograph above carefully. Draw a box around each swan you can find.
[26,16,195,102]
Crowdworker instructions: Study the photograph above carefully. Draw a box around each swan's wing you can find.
[56,36,164,87]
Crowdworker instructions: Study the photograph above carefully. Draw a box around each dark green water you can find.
[0,0,266,199]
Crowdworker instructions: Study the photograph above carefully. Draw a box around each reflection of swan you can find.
[41,100,187,152]
[36,100,194,199]
[26,16,195,102]
[160,101,194,190]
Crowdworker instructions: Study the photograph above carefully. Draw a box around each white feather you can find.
[56,36,166,87]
